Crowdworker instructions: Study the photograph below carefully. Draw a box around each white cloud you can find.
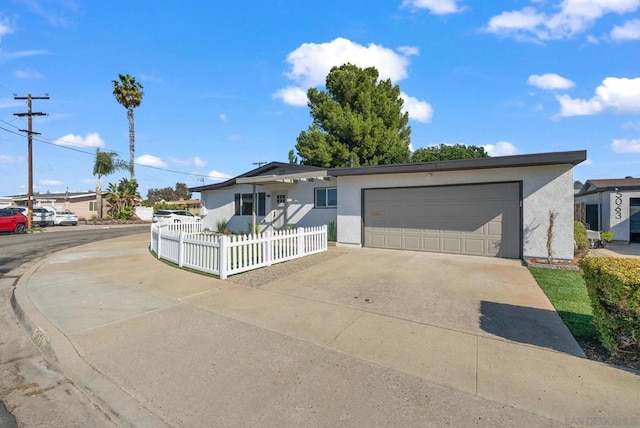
[0,154,23,163]
[483,141,519,156]
[557,77,640,117]
[0,16,14,41]
[135,154,167,167]
[401,0,465,15]
[401,92,433,123]
[207,170,232,181]
[485,0,640,41]
[527,73,575,90]
[611,18,640,40]
[40,179,63,186]
[582,158,594,166]
[283,38,412,88]
[275,37,432,123]
[0,50,48,60]
[15,69,43,79]
[168,156,208,167]
[611,138,640,153]
[219,113,228,121]
[55,132,105,148]
[622,120,640,130]
[273,86,308,106]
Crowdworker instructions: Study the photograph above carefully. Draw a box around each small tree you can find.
[93,149,127,219]
[547,209,558,263]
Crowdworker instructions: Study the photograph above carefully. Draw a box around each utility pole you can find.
[14,94,49,229]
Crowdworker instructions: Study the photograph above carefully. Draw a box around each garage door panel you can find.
[364,183,520,258]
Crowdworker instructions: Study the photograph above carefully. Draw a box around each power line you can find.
[0,122,217,179]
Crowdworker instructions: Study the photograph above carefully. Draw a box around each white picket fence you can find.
[150,223,327,279]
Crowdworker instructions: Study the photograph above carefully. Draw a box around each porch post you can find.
[252,183,257,235]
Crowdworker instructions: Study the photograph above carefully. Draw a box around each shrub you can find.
[574,221,590,258]
[600,231,615,243]
[579,256,640,354]
[215,218,229,233]
[327,221,337,242]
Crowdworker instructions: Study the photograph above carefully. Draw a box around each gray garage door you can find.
[364,183,520,258]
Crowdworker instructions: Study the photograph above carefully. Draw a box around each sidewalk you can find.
[12,233,640,427]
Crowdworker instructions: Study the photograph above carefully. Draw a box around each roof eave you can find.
[329,150,587,177]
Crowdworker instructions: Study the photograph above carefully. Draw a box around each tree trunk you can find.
[128,107,135,179]
[96,178,102,219]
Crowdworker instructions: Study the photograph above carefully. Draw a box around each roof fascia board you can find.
[329,150,586,177]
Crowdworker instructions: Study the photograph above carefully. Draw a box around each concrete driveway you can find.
[261,247,584,356]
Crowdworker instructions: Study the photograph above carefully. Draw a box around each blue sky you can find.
[1,0,639,198]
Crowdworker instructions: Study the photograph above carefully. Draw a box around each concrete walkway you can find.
[12,233,640,427]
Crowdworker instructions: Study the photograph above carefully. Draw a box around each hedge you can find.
[574,221,590,258]
[579,256,640,354]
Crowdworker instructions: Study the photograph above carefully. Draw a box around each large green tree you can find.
[410,144,489,163]
[294,63,411,168]
[146,182,193,203]
[93,149,127,219]
[112,73,144,179]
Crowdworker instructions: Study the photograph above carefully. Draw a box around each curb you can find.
[10,251,170,428]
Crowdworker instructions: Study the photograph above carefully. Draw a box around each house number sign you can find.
[614,191,623,220]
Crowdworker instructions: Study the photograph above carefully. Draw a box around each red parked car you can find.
[0,208,27,234]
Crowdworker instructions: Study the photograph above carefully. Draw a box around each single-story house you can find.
[574,177,640,242]
[10,192,107,220]
[190,150,586,261]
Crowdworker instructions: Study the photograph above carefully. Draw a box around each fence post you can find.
[322,224,328,250]
[265,231,272,266]
[297,227,304,256]
[219,235,228,280]
[157,226,162,258]
[178,231,185,267]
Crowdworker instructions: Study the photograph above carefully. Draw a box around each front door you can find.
[271,191,288,229]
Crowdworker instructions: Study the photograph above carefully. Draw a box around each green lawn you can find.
[528,267,598,339]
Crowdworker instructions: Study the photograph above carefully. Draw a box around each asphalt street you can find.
[0,224,150,427]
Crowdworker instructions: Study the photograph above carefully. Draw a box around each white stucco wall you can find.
[198,178,337,233]
[336,164,575,260]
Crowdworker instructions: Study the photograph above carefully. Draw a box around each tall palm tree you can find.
[112,73,144,179]
[93,149,127,219]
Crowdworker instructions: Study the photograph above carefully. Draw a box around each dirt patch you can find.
[577,338,640,372]
[227,247,348,288]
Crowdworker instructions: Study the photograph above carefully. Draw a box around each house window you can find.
[89,201,97,211]
[315,187,337,208]
[276,194,286,204]
[234,193,266,216]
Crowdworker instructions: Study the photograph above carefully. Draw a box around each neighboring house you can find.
[191,150,586,261]
[10,192,107,219]
[574,177,640,242]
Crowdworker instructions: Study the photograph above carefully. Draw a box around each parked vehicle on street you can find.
[0,208,27,233]
[5,206,54,227]
[152,209,200,223]
[49,209,79,226]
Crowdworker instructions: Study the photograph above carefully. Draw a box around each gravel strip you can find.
[227,246,348,288]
